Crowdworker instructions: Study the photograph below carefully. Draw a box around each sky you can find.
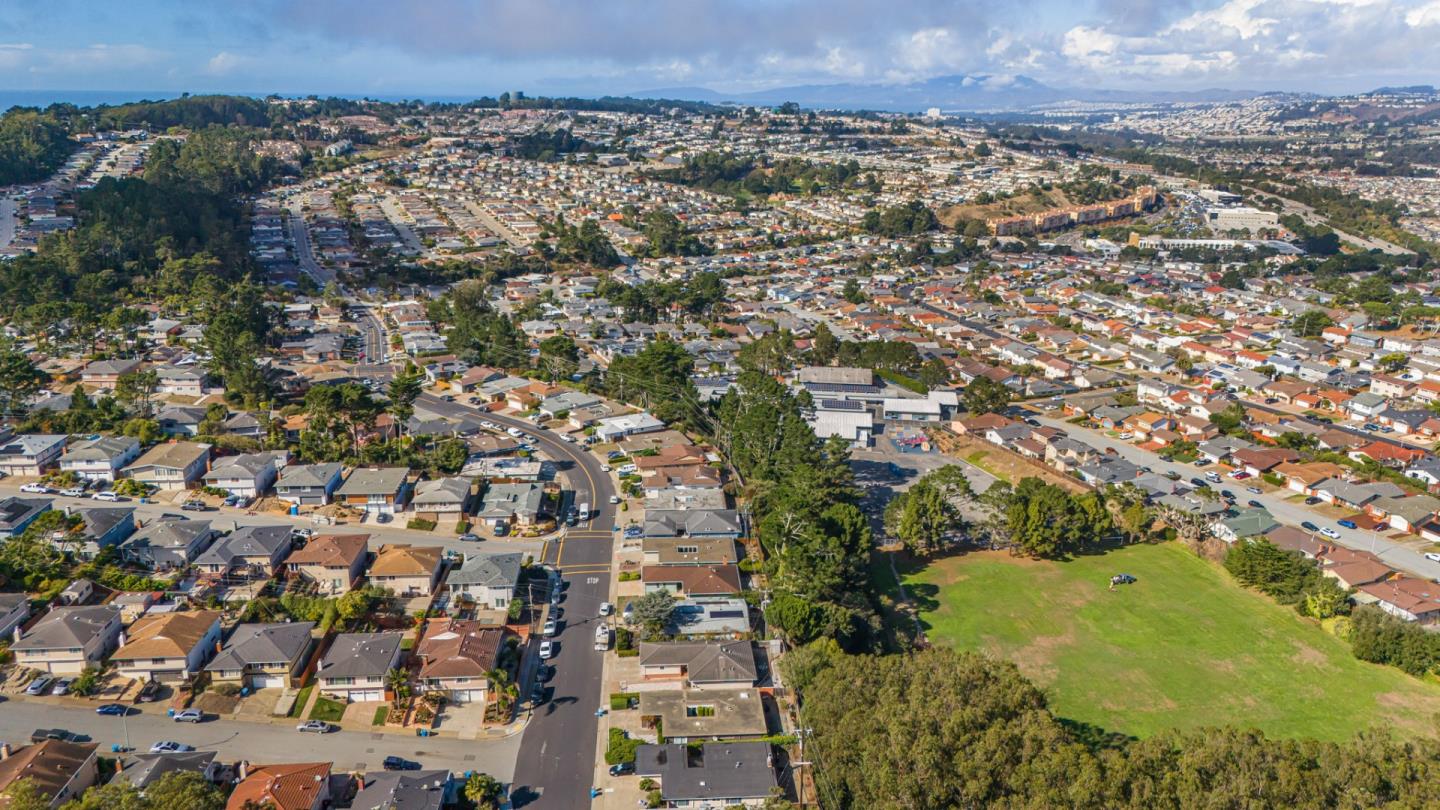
[2,0,1440,99]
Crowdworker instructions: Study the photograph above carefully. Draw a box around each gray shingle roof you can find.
[319,632,403,678]
[206,622,316,671]
[11,604,118,651]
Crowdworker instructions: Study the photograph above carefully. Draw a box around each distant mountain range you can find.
[632,73,1269,113]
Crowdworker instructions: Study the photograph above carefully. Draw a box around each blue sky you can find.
[3,0,1440,97]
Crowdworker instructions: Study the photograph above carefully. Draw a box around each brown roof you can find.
[286,534,368,567]
[0,740,97,807]
[641,564,742,596]
[112,610,220,661]
[225,762,331,810]
[415,619,504,680]
[368,544,442,577]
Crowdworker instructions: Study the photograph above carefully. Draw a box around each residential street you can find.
[416,394,618,809]
[0,698,523,778]
[0,197,16,249]
[1033,414,1440,580]
[286,202,335,285]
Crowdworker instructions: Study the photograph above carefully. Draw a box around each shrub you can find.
[406,518,437,531]
[212,682,241,697]
[610,692,639,710]
[455,520,471,534]
[605,728,641,765]
[507,598,524,622]
[618,571,640,582]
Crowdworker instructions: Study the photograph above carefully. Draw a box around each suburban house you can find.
[0,433,67,476]
[643,510,743,539]
[285,533,369,595]
[409,478,473,516]
[634,742,777,808]
[0,592,31,639]
[206,622,317,689]
[476,483,546,530]
[444,552,521,610]
[226,762,332,810]
[642,564,743,598]
[201,452,284,499]
[335,467,411,515]
[66,506,136,559]
[59,436,141,482]
[353,770,453,810]
[109,609,223,682]
[1356,577,1440,623]
[118,518,217,571]
[156,406,207,437]
[121,442,211,490]
[0,496,51,538]
[414,618,504,704]
[366,544,444,597]
[10,604,122,674]
[315,632,405,702]
[274,463,344,506]
[78,358,141,390]
[191,525,293,581]
[637,640,758,688]
[638,686,768,742]
[113,751,222,792]
[0,740,101,809]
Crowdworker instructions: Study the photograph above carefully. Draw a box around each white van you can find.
[577,502,591,522]
[594,624,611,651]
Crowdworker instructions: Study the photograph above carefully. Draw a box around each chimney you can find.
[115,758,123,773]
[238,761,249,782]
[0,743,10,761]
[11,626,20,644]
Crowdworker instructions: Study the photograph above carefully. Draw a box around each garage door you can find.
[349,689,383,702]
[449,689,484,704]
[253,675,286,689]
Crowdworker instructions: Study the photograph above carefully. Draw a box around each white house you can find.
[59,436,142,483]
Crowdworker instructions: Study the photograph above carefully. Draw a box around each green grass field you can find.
[899,542,1440,741]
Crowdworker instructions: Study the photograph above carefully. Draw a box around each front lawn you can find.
[901,542,1440,741]
[309,696,347,723]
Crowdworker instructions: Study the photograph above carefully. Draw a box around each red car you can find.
[1231,471,1251,480]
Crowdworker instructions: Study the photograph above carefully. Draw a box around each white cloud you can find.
[204,51,254,75]
[0,43,32,70]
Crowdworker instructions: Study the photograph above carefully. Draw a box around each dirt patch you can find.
[931,429,1090,494]
[1290,643,1330,669]
[192,691,241,715]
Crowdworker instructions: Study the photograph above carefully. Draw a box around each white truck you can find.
[594,623,611,651]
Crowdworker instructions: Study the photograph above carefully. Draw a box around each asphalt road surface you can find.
[0,197,16,249]
[415,395,617,809]
[1034,414,1440,580]
[287,204,335,285]
[0,698,523,778]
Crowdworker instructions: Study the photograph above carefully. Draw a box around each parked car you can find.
[31,729,85,743]
[530,683,548,705]
[609,763,636,776]
[181,500,207,512]
[1248,500,1264,508]
[173,709,205,723]
[296,720,335,733]
[1117,432,1133,440]
[91,491,121,501]
[1425,552,1440,563]
[1338,519,1358,529]
[538,640,555,659]
[24,676,53,696]
[599,601,614,617]
[375,512,391,524]
[95,704,129,716]
[600,465,612,472]
[1301,521,1320,533]
[1246,487,1263,495]
[1232,472,1251,480]
[149,741,194,754]
[1304,497,1321,505]
[537,664,555,683]
[1193,459,1211,467]
[542,619,558,637]
[50,678,73,695]
[60,487,86,497]
[609,495,621,504]
[19,483,51,494]
[383,756,420,771]
[1319,527,1341,539]
[458,533,480,542]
